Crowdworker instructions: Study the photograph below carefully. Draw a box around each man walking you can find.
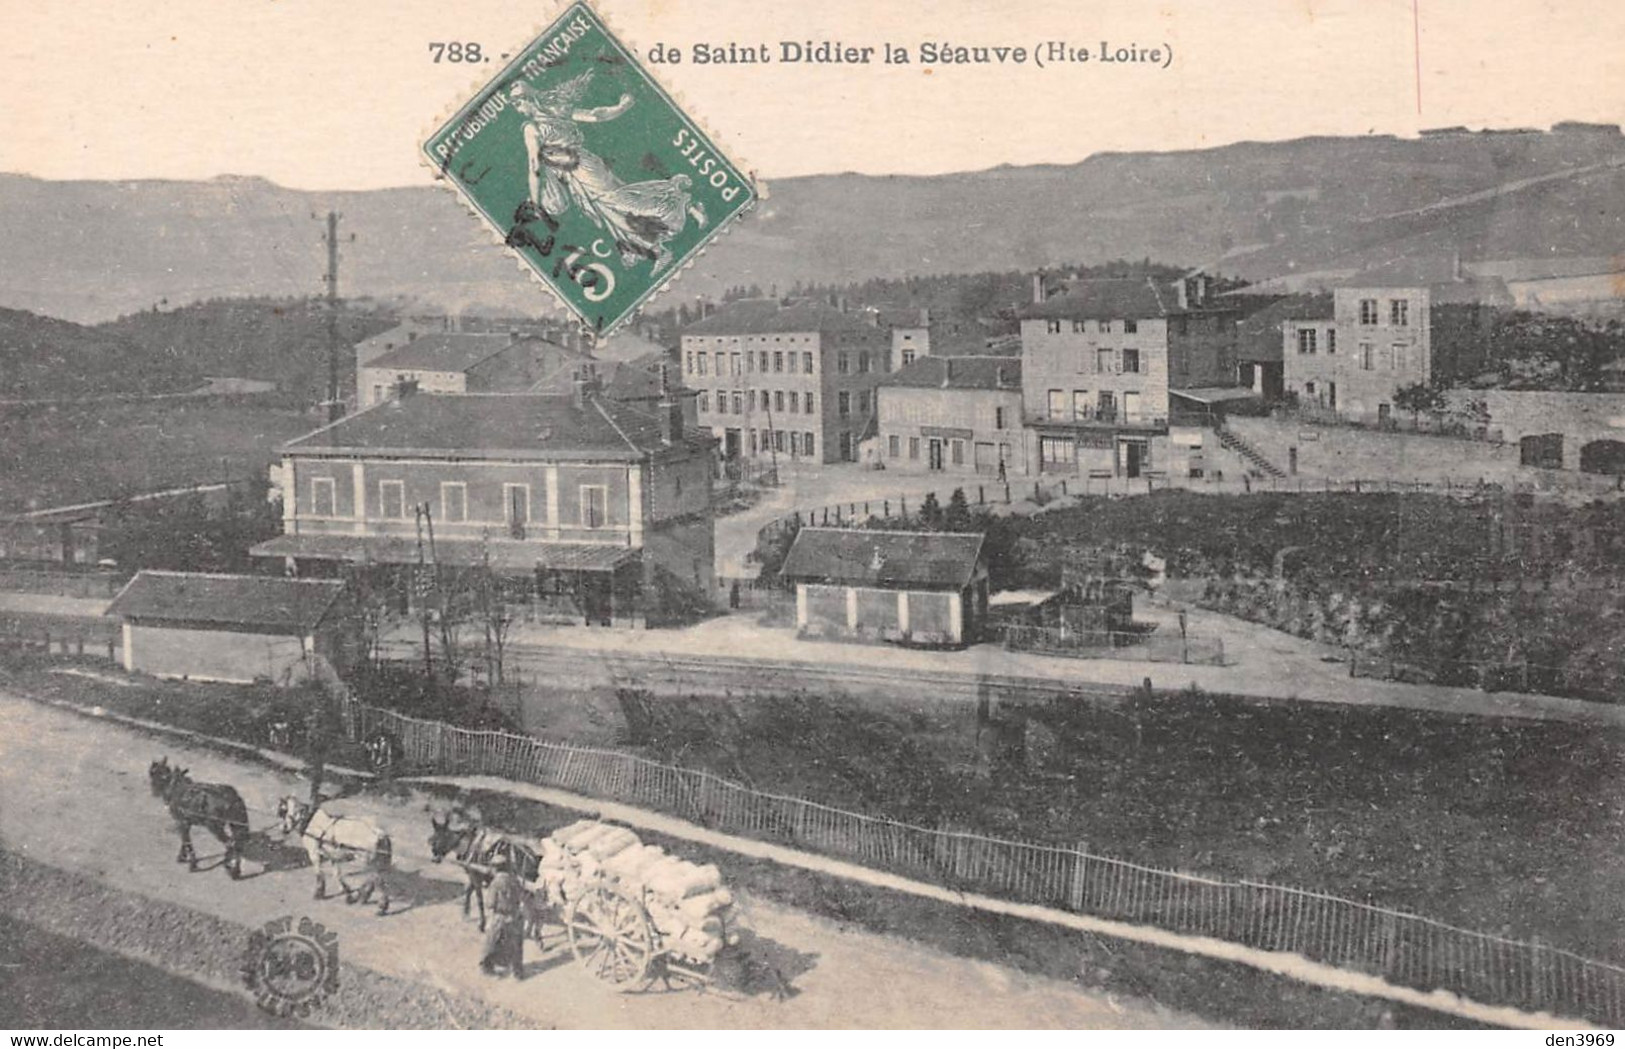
[480,855,526,979]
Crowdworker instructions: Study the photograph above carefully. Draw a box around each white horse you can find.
[277,796,393,914]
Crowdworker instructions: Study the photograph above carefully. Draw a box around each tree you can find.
[1393,381,1446,426]
[944,488,973,532]
[917,492,944,530]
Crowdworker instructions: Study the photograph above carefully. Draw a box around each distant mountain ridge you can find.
[1,126,1621,324]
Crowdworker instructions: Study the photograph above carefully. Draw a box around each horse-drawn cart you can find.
[544,820,738,990]
[441,817,739,992]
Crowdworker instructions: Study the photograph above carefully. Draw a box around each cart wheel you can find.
[565,889,655,990]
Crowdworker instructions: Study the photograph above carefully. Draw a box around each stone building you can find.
[876,356,1025,476]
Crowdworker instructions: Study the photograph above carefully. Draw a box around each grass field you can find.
[0,397,318,511]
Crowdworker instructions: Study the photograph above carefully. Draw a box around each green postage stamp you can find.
[423,2,755,334]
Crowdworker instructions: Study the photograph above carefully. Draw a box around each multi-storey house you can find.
[679,299,892,465]
[1282,284,1431,424]
[876,357,1025,476]
[253,374,716,627]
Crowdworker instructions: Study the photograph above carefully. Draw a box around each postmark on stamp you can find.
[241,915,340,1018]
[423,1,756,335]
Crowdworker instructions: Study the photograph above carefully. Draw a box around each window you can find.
[1359,299,1379,325]
[776,430,788,453]
[951,439,965,466]
[698,391,710,413]
[758,350,769,372]
[1070,320,1086,333]
[902,348,916,366]
[1046,319,1062,334]
[684,351,694,374]
[1123,391,1142,422]
[858,351,870,373]
[774,390,785,412]
[1297,328,1318,355]
[580,485,607,529]
[1390,299,1409,326]
[1123,348,1141,373]
[378,480,406,520]
[731,352,741,375]
[746,351,755,373]
[803,432,814,457]
[440,482,467,523]
[1327,328,1337,354]
[714,352,725,374]
[1124,319,1138,334]
[1047,389,1065,419]
[803,351,813,374]
[837,391,851,418]
[787,391,799,414]
[731,391,742,414]
[789,432,801,456]
[749,429,757,454]
[1360,343,1375,370]
[717,389,728,413]
[1391,344,1406,370]
[1100,320,1114,334]
[995,406,1007,430]
[909,436,920,460]
[310,477,336,517]
[803,392,814,413]
[1097,390,1117,420]
[697,354,708,375]
[372,384,384,404]
[504,483,531,524]
[1040,436,1073,466]
[888,434,901,457]
[1097,348,1115,374]
[838,352,849,374]
[773,351,784,373]
[858,391,870,415]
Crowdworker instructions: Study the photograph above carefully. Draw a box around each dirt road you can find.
[0,691,1209,1029]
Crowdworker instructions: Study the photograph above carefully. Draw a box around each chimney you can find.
[571,363,601,410]
[657,367,683,445]
[941,359,954,387]
[1176,279,1191,310]
[996,364,1007,388]
[1197,274,1211,305]
[1032,273,1044,305]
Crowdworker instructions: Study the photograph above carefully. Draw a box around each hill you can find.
[97,298,400,401]
[1,126,1621,324]
[0,307,202,401]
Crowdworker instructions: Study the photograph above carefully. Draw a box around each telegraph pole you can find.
[320,210,346,424]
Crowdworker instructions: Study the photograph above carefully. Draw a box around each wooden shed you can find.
[780,527,988,646]
[105,571,349,685]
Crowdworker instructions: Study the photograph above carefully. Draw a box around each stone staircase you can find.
[1215,425,1287,479]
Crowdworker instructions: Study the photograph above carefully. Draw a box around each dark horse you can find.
[428,810,539,933]
[147,757,250,879]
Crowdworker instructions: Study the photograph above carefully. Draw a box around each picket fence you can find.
[336,693,1625,1027]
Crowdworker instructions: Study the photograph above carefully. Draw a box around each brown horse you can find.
[147,757,250,879]
[428,810,539,932]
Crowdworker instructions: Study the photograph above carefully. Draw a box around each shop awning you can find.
[251,533,639,572]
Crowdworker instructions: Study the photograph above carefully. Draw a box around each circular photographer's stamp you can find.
[242,915,340,1017]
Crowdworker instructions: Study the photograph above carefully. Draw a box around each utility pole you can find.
[319,210,348,424]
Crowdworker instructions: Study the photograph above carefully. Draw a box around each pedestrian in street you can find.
[480,855,526,979]
[729,580,741,609]
[997,458,1007,485]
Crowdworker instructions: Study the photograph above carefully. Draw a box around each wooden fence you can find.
[336,693,1625,1027]
[998,623,1227,666]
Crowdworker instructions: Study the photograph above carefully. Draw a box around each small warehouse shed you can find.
[780,527,988,646]
[105,571,349,685]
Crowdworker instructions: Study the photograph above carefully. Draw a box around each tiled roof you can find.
[363,333,542,373]
[781,527,986,589]
[683,298,882,337]
[882,357,1021,391]
[1021,278,1174,321]
[282,393,713,461]
[106,571,345,632]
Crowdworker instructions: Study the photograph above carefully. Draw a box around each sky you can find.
[1,0,1622,189]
